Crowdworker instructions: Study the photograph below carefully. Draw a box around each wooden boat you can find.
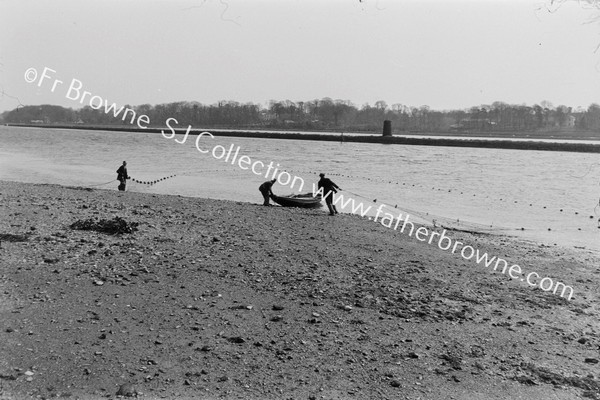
[271,193,322,208]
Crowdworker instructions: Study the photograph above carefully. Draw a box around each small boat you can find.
[271,193,323,208]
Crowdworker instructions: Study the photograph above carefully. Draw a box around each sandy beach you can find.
[1,180,599,400]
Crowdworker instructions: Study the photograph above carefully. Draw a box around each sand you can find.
[1,180,599,400]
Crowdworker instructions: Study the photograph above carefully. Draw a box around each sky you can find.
[1,0,600,113]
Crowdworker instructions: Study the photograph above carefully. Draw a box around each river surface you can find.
[1,126,599,251]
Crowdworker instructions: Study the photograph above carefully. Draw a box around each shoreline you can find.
[1,180,599,399]
[6,123,600,153]
[5,177,596,254]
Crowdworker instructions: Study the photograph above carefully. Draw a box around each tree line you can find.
[3,98,600,134]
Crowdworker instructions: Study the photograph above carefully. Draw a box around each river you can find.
[1,126,599,251]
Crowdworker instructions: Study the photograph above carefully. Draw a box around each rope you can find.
[568,163,600,179]
[339,188,520,233]
[88,179,117,187]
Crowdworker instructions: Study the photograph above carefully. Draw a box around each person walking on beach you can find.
[259,179,277,206]
[116,161,129,191]
[318,173,341,215]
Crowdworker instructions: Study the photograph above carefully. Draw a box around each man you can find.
[318,173,341,215]
[116,161,129,191]
[259,179,277,206]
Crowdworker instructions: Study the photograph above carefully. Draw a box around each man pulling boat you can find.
[259,179,277,206]
[318,173,342,215]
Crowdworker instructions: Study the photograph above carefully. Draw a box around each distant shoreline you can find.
[6,123,600,153]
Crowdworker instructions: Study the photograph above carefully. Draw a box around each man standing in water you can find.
[259,179,277,206]
[318,173,341,215]
[116,161,129,191]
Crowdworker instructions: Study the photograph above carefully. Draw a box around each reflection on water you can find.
[1,126,599,251]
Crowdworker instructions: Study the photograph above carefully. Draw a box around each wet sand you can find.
[1,180,599,400]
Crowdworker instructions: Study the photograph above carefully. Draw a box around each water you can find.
[1,126,599,251]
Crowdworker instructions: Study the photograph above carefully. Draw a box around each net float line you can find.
[130,174,177,186]
[283,169,600,222]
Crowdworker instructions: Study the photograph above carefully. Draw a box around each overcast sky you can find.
[1,0,599,113]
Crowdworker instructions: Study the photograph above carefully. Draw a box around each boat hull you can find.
[271,193,322,208]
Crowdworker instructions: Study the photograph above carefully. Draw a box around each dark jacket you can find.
[117,165,129,182]
[318,177,339,194]
[259,181,275,195]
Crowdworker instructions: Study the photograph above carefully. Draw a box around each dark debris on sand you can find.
[69,216,139,235]
[0,233,31,242]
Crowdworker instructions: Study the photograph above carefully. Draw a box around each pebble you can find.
[116,383,136,397]
[24,371,34,376]
[232,304,253,310]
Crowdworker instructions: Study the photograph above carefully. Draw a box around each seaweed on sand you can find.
[70,216,139,235]
[515,362,600,392]
[0,233,31,242]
